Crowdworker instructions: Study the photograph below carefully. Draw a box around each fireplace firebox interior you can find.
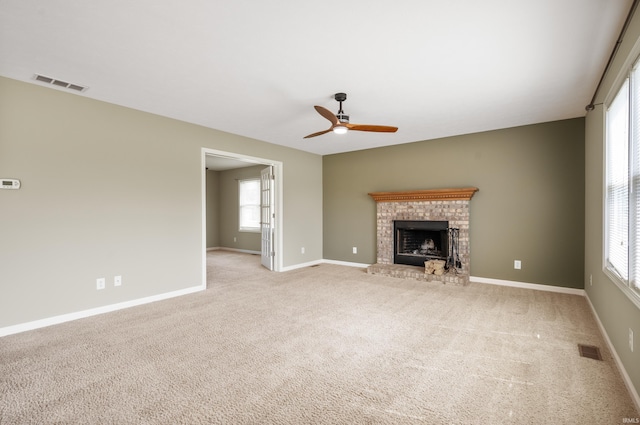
[394,220,450,267]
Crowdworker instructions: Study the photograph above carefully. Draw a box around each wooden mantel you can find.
[368,187,479,202]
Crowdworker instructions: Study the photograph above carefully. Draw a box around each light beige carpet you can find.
[0,250,638,424]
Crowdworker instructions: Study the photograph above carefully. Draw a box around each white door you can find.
[260,166,274,270]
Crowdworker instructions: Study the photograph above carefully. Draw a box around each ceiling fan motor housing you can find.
[336,113,349,123]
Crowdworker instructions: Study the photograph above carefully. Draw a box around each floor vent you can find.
[578,344,602,361]
[33,74,88,92]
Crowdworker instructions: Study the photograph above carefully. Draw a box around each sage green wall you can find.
[323,118,585,288]
[0,76,323,329]
[584,3,640,399]
[217,165,264,252]
[205,170,220,248]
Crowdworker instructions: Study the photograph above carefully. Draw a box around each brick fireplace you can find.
[367,187,478,285]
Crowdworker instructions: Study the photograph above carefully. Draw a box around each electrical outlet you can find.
[96,278,105,290]
[590,274,593,286]
[514,260,521,270]
[233,237,237,243]
[301,247,305,254]
[114,275,122,287]
[630,328,634,352]
[352,246,357,254]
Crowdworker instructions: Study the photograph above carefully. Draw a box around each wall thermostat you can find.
[1,179,20,189]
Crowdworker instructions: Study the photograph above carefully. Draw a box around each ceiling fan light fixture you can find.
[333,125,348,135]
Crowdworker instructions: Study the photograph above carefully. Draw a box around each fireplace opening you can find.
[394,220,449,267]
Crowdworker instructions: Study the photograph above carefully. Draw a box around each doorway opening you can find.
[201,148,283,285]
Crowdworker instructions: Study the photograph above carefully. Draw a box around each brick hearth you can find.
[367,187,478,285]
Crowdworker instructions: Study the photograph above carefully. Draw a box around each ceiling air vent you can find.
[33,74,88,92]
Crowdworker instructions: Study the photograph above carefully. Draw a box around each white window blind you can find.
[606,78,629,281]
[239,179,260,231]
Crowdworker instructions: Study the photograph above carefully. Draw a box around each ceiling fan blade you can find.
[346,124,398,133]
[314,105,339,125]
[303,128,333,139]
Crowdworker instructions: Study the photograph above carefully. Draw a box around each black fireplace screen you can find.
[393,220,459,268]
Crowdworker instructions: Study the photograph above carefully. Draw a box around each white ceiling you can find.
[205,155,264,171]
[0,1,632,156]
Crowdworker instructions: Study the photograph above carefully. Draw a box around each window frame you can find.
[238,178,261,233]
[604,57,640,309]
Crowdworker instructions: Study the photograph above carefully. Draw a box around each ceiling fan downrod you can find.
[334,92,349,123]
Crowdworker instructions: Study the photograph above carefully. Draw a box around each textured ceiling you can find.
[0,1,632,155]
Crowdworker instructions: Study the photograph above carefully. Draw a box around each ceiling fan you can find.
[304,93,398,139]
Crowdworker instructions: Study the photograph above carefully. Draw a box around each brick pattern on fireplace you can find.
[367,188,478,285]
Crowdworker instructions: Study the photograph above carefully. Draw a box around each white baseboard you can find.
[215,247,261,255]
[471,276,585,296]
[280,259,324,271]
[322,259,371,268]
[0,284,205,338]
[281,259,370,272]
[207,247,261,255]
[584,294,640,412]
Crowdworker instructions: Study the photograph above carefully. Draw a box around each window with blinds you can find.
[606,79,629,281]
[239,178,261,232]
[605,61,640,302]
